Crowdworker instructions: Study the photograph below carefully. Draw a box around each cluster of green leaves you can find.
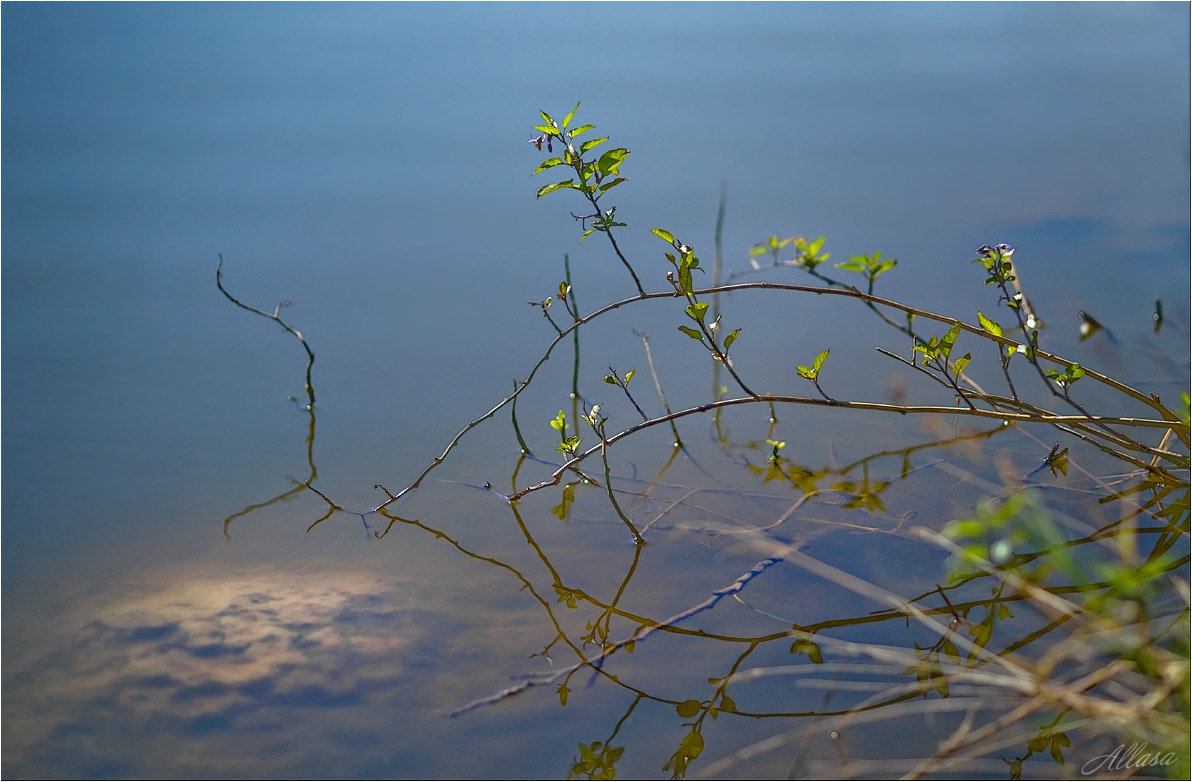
[550,409,582,456]
[1003,716,1072,778]
[943,489,1188,639]
[653,228,742,361]
[520,105,1188,777]
[662,728,704,779]
[568,741,624,780]
[664,686,739,779]
[914,322,971,380]
[795,235,831,269]
[903,639,955,698]
[972,242,1017,286]
[749,234,832,270]
[1044,362,1085,389]
[748,234,795,264]
[796,348,832,400]
[531,102,630,241]
[836,250,897,293]
[795,348,829,382]
[942,492,1067,581]
[602,367,635,387]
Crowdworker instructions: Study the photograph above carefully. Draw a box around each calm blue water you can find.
[3,3,1188,778]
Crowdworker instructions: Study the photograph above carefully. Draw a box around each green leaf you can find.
[686,302,709,321]
[624,369,636,383]
[579,136,609,154]
[953,352,971,377]
[597,177,626,194]
[596,148,630,177]
[944,519,984,539]
[790,638,822,663]
[538,109,557,128]
[939,323,962,358]
[536,179,577,199]
[531,157,564,175]
[723,328,741,351]
[651,227,676,245]
[675,699,701,718]
[977,311,1003,337]
[561,101,580,129]
[678,325,704,342]
[681,730,704,757]
[568,123,594,137]
[812,348,830,372]
[554,585,578,608]
[551,482,576,520]
[603,375,617,385]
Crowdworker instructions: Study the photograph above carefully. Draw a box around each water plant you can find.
[218,103,1189,779]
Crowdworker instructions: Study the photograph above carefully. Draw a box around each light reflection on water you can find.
[8,569,419,777]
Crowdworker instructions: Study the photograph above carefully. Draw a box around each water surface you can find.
[3,3,1189,778]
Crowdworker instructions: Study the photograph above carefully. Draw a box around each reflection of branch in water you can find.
[450,555,786,718]
[216,256,320,538]
[278,416,1185,777]
[214,255,1188,778]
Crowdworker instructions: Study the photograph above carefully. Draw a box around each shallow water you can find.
[3,3,1189,779]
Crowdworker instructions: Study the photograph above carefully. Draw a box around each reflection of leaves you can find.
[744,457,820,497]
[662,730,704,779]
[569,740,624,780]
[833,477,889,512]
[903,644,950,698]
[552,481,579,520]
[581,617,612,649]
[675,699,701,718]
[554,585,580,609]
[790,638,824,664]
[704,691,736,719]
[1004,719,1072,778]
